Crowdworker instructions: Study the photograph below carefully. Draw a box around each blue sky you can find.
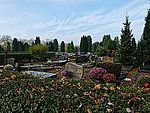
[0,0,149,45]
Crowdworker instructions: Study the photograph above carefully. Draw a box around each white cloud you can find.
[0,0,149,45]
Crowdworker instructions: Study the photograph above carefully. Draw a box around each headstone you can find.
[75,55,89,64]
[65,62,83,79]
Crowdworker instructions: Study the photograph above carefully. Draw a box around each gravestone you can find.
[65,62,83,79]
[75,55,89,64]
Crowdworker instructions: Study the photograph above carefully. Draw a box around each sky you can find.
[0,0,149,45]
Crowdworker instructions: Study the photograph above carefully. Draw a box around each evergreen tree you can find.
[120,16,133,66]
[136,40,144,66]
[18,41,24,51]
[142,9,150,64]
[70,41,74,53]
[7,42,11,51]
[102,35,111,49]
[80,35,88,53]
[66,43,72,53]
[87,35,92,52]
[35,36,41,45]
[12,38,18,51]
[60,41,65,52]
[53,39,58,52]
[48,41,54,52]
[74,46,78,53]
[92,42,99,53]
[24,42,30,51]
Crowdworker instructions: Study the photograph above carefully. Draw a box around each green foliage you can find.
[48,41,54,52]
[35,36,41,45]
[141,9,150,64]
[74,46,78,53]
[53,39,58,52]
[0,45,4,51]
[137,76,150,87]
[24,42,30,51]
[80,35,88,53]
[66,41,75,53]
[92,42,99,53]
[12,38,18,51]
[7,42,11,51]
[80,35,92,53]
[120,16,134,66]
[95,45,107,56]
[96,62,122,78]
[28,44,48,60]
[87,35,92,52]
[0,70,149,113]
[60,41,65,52]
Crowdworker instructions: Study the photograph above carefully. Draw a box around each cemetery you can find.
[0,50,150,112]
[0,1,150,112]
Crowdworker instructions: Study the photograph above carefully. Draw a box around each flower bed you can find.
[0,70,149,113]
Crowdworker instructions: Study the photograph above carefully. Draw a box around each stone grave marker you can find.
[65,62,83,79]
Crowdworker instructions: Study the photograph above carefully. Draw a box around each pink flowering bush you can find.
[61,70,69,77]
[89,67,107,80]
[102,73,117,83]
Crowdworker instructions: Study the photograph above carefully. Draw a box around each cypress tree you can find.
[12,38,18,51]
[48,41,54,52]
[80,35,88,53]
[87,35,92,52]
[70,41,74,53]
[53,39,58,52]
[24,42,30,51]
[60,41,65,52]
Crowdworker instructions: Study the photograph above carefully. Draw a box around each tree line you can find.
[0,9,150,66]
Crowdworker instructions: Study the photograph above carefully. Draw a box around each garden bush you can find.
[88,67,107,80]
[96,62,122,78]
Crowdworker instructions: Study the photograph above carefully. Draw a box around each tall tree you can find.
[7,42,11,51]
[35,36,41,45]
[74,46,78,53]
[53,39,58,52]
[70,41,74,53]
[87,35,92,52]
[120,16,133,65]
[60,41,65,52]
[24,42,30,51]
[48,41,54,52]
[92,42,99,53]
[141,9,150,64]
[12,38,18,51]
[18,41,24,51]
[80,35,88,53]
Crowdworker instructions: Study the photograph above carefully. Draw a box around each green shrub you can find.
[96,62,122,78]
[0,70,149,113]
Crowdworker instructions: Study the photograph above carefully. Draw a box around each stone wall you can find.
[65,62,83,79]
